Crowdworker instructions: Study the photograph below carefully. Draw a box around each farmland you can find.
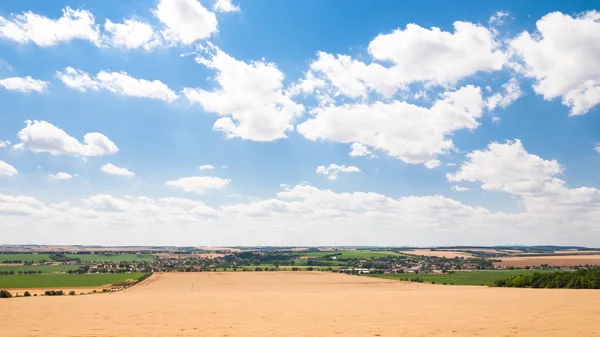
[0,265,76,275]
[0,273,146,288]
[65,253,154,262]
[402,249,474,258]
[1,272,599,336]
[0,253,52,263]
[495,255,600,267]
[298,250,402,259]
[368,269,556,286]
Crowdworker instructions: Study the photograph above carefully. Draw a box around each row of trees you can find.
[0,270,42,275]
[495,268,600,289]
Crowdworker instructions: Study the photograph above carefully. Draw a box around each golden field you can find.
[1,272,599,336]
[402,249,473,258]
[495,254,600,267]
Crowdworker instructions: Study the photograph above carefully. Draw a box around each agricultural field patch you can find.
[65,254,154,262]
[299,250,401,259]
[0,265,76,275]
[495,255,600,267]
[0,273,146,288]
[368,269,555,286]
[0,254,52,263]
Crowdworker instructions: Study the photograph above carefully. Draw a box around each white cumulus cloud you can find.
[300,21,506,99]
[15,120,118,157]
[0,161,17,176]
[103,19,161,50]
[316,164,360,180]
[0,76,48,93]
[298,85,484,165]
[101,163,135,177]
[0,7,100,46]
[166,176,230,194]
[214,0,240,12]
[349,143,373,157]
[0,140,11,148]
[486,77,523,110]
[183,44,304,141]
[424,159,441,169]
[153,0,218,45]
[57,67,178,102]
[449,139,600,217]
[48,172,73,180]
[199,164,215,170]
[510,11,600,115]
[452,185,469,192]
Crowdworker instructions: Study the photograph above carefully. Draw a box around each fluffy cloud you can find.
[424,159,441,169]
[166,176,230,194]
[199,164,215,170]
[510,11,600,115]
[486,78,522,110]
[0,161,18,176]
[298,85,485,165]
[316,164,360,180]
[447,139,561,194]
[214,0,240,13]
[0,181,598,245]
[368,21,506,87]
[153,0,218,45]
[14,120,118,157]
[448,139,600,216]
[48,172,72,180]
[349,143,373,157]
[101,163,135,177]
[0,140,10,148]
[0,7,101,46]
[183,44,304,141]
[452,186,469,192]
[595,144,600,153]
[57,67,178,102]
[0,76,49,93]
[301,21,506,99]
[103,19,161,50]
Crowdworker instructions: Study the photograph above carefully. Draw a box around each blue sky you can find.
[1,0,599,246]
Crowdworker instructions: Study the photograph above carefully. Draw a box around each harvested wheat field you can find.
[495,255,600,267]
[403,249,473,258]
[1,272,600,337]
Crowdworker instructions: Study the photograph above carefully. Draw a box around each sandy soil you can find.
[2,272,599,336]
[403,249,473,258]
[495,254,600,267]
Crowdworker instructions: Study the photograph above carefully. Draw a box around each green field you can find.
[367,269,556,286]
[0,265,76,275]
[300,250,401,259]
[65,254,154,262]
[0,273,146,288]
[0,254,52,263]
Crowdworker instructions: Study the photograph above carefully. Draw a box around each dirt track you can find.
[1,272,599,336]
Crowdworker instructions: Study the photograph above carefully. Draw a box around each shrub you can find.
[24,291,31,297]
[69,291,76,296]
[44,290,64,296]
[0,289,12,298]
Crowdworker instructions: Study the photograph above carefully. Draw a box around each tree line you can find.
[0,270,42,275]
[494,268,600,289]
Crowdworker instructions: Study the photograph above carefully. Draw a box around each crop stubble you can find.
[1,272,599,336]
